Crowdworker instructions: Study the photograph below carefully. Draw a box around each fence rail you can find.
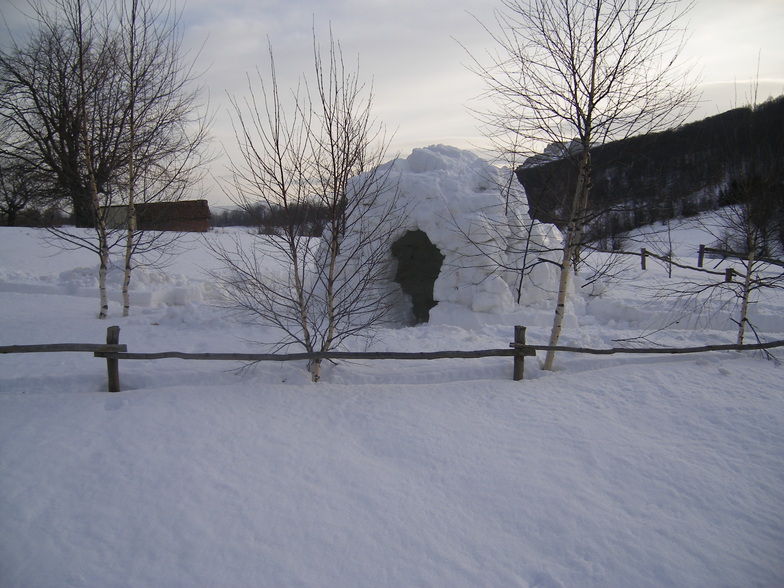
[520,340,784,355]
[0,343,127,354]
[2,326,782,393]
[96,349,521,361]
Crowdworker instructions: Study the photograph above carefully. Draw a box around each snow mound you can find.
[343,145,562,323]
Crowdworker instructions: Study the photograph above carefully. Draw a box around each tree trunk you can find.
[72,185,96,228]
[543,236,576,371]
[543,149,591,371]
[309,359,321,382]
[736,252,755,345]
[96,220,109,319]
[122,0,138,318]
[76,0,108,319]
[81,122,109,319]
[122,202,135,317]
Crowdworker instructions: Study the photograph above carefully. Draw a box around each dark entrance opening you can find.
[391,230,444,324]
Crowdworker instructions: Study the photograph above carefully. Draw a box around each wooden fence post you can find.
[513,325,527,381]
[641,248,647,270]
[106,326,121,393]
[698,244,705,268]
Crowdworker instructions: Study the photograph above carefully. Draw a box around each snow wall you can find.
[338,145,563,325]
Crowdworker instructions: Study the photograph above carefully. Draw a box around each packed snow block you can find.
[129,290,156,307]
[338,145,562,324]
[166,286,202,306]
[472,276,515,313]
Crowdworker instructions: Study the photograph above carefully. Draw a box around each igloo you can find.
[341,145,563,325]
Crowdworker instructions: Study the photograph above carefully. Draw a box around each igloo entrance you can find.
[391,230,444,324]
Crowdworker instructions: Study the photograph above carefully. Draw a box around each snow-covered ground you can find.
[1,220,783,587]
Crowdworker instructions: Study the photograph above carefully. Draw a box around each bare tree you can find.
[0,0,127,229]
[73,0,113,318]
[0,148,44,226]
[1,0,126,317]
[212,35,405,382]
[471,0,697,369]
[670,91,784,346]
[1,0,209,318]
[117,0,210,316]
[696,217,784,346]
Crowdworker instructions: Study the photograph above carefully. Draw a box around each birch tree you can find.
[212,35,405,382]
[117,0,209,316]
[72,0,114,318]
[669,93,784,345]
[720,94,783,345]
[472,0,696,369]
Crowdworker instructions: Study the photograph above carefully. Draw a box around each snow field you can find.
[1,209,783,586]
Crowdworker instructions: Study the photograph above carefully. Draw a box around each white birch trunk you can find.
[543,241,576,370]
[75,0,109,319]
[736,252,755,346]
[543,149,591,371]
[121,203,135,317]
[309,359,321,383]
[85,129,109,320]
[98,242,109,319]
[122,107,136,317]
[122,0,138,318]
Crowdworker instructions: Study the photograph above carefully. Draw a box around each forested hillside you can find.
[517,95,784,242]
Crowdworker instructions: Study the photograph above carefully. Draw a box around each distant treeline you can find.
[517,95,784,243]
[211,202,331,236]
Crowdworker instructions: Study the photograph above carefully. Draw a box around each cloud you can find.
[180,0,490,202]
[3,0,781,205]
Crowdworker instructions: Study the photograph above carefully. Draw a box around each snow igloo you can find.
[342,145,563,325]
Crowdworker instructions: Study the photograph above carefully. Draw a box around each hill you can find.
[517,95,784,242]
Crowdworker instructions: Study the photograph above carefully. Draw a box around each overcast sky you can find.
[3,0,783,204]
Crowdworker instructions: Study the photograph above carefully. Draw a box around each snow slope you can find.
[1,224,783,587]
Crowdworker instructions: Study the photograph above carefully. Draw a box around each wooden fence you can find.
[1,326,782,393]
[588,244,784,281]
